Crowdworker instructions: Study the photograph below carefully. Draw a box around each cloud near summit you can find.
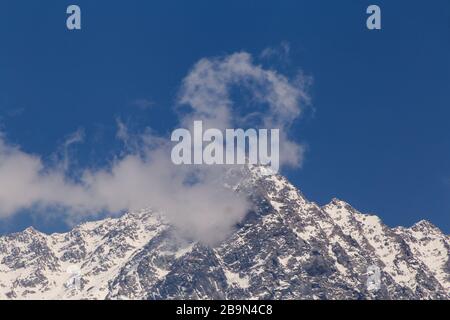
[0,50,310,243]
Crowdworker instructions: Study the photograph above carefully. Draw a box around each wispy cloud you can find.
[260,41,291,62]
[0,51,311,244]
[130,98,154,110]
[6,107,25,117]
[59,128,85,171]
[179,51,310,167]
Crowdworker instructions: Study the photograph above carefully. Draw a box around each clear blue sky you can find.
[0,0,449,234]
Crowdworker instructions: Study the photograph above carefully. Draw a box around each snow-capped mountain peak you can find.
[0,166,448,300]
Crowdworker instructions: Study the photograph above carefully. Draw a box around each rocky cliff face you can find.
[0,165,448,300]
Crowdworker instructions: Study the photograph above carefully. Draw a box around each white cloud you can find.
[178,51,310,167]
[0,51,310,244]
[0,134,248,244]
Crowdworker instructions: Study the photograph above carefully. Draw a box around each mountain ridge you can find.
[0,165,448,300]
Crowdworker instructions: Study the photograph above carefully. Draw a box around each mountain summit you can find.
[0,166,448,299]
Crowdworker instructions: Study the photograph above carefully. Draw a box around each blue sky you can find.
[0,0,449,234]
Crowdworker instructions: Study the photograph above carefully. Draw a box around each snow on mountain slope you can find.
[323,200,449,296]
[394,221,450,292]
[0,166,448,300]
[0,210,166,299]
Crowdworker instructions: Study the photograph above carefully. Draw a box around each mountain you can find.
[0,165,448,300]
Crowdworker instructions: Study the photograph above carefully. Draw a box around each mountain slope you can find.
[0,166,448,300]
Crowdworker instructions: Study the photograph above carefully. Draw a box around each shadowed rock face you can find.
[0,165,449,300]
